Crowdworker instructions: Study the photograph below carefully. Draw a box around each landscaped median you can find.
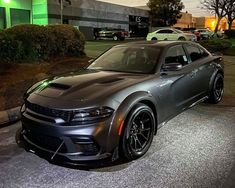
[0,56,91,125]
[0,24,88,125]
[199,38,235,56]
[0,24,85,62]
[0,107,21,127]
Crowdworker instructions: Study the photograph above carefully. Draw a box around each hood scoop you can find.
[98,77,124,84]
[49,83,71,90]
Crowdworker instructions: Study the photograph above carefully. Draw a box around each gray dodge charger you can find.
[19,41,224,165]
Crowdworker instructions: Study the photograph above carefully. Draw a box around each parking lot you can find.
[0,41,234,188]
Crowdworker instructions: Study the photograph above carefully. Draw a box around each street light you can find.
[3,0,11,3]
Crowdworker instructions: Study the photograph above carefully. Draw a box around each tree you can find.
[147,0,184,27]
[225,0,235,30]
[201,0,227,33]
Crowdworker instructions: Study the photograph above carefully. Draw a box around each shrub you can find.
[199,39,232,52]
[224,30,235,38]
[0,32,23,62]
[223,46,235,56]
[46,24,85,57]
[69,26,86,56]
[0,24,85,62]
[6,24,49,59]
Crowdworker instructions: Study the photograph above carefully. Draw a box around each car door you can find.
[157,44,197,120]
[167,29,179,40]
[183,43,215,99]
[155,29,171,40]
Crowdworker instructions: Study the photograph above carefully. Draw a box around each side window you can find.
[199,47,209,58]
[157,29,173,34]
[164,45,188,66]
[156,30,164,33]
[164,29,173,33]
[185,45,202,62]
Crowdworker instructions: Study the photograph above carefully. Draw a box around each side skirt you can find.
[157,95,209,130]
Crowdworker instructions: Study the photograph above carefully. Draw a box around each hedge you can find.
[0,24,85,62]
[199,39,232,52]
[224,30,235,38]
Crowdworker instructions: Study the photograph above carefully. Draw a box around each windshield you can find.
[88,46,160,74]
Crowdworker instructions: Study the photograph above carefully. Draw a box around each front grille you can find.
[25,131,67,153]
[25,101,72,121]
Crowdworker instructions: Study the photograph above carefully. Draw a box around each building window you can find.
[10,8,30,26]
[129,15,149,37]
[0,7,6,29]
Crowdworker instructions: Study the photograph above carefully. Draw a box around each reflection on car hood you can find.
[32,70,151,102]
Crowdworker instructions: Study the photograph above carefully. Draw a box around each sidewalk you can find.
[0,106,21,127]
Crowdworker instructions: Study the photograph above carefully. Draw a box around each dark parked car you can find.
[19,41,224,165]
[195,29,213,40]
[95,28,128,41]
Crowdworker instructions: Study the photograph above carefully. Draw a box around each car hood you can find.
[30,70,151,103]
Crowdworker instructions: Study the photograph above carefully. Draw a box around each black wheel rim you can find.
[214,76,223,100]
[128,110,153,153]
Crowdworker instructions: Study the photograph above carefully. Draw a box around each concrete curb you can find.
[0,106,21,126]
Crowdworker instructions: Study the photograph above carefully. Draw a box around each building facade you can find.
[196,16,235,31]
[48,0,149,38]
[0,0,32,29]
[0,0,149,39]
[173,12,196,29]
[3,0,234,39]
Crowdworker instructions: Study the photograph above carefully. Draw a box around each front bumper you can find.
[20,111,116,164]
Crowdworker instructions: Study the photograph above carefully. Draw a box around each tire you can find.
[208,73,224,104]
[151,37,157,41]
[120,103,155,160]
[178,37,186,41]
[113,35,118,41]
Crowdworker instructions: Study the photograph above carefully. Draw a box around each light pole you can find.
[60,0,63,24]
[59,0,72,24]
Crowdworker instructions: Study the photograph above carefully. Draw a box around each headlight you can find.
[72,107,114,122]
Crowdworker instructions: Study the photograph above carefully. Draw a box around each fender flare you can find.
[106,91,159,152]
[209,65,224,92]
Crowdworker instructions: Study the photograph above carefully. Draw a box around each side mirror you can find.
[162,63,183,71]
[88,59,94,64]
[82,59,94,69]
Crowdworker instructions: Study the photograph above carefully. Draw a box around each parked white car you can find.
[146,28,196,41]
